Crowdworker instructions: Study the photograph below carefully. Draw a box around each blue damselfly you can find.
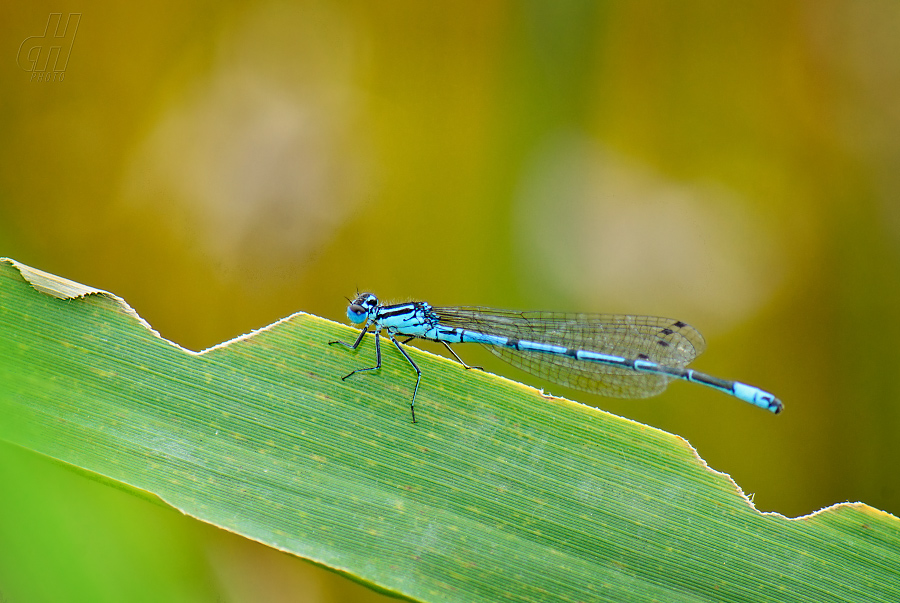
[330,293,782,422]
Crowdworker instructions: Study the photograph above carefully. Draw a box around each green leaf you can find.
[1,257,898,602]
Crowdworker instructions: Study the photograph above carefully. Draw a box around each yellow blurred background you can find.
[2,1,899,601]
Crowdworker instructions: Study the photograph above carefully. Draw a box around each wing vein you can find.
[432,306,706,398]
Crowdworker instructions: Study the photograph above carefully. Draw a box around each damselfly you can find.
[329,293,783,422]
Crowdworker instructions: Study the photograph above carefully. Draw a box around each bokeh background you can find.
[2,1,900,601]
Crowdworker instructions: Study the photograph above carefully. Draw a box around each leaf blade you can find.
[1,258,898,603]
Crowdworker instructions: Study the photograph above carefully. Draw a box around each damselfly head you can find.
[346,292,379,324]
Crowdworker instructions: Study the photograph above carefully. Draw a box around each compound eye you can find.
[347,303,368,324]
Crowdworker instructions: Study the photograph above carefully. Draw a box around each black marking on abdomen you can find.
[657,340,670,348]
[688,371,733,392]
[641,363,686,378]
